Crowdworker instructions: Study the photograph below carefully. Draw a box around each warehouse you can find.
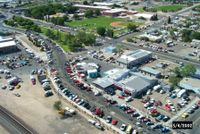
[179,78,200,95]
[0,38,19,55]
[140,66,161,78]
[93,68,157,97]
[117,49,152,69]
[118,74,157,98]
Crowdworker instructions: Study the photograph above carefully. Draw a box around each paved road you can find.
[0,105,36,134]
[184,107,200,134]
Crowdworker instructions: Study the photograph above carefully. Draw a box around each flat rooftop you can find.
[141,67,161,75]
[74,4,111,10]
[117,49,152,63]
[0,40,16,49]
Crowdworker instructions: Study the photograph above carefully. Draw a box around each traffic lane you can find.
[51,46,163,134]
[185,108,200,134]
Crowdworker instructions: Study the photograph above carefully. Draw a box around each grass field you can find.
[152,4,185,12]
[66,16,128,29]
[66,16,143,37]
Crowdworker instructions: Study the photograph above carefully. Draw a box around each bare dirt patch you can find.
[110,21,125,28]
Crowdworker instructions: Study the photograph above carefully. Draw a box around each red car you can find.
[118,96,125,99]
[126,109,135,114]
[111,119,118,125]
[31,79,36,85]
[197,100,200,105]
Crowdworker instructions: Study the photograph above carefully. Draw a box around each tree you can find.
[169,76,181,88]
[53,101,62,110]
[150,14,158,21]
[63,15,69,21]
[95,9,101,16]
[97,27,106,36]
[168,16,171,24]
[83,0,89,5]
[180,64,196,77]
[182,29,192,42]
[73,14,79,20]
[127,23,137,31]
[107,29,114,38]
[85,9,94,18]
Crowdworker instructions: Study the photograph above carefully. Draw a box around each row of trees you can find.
[25,3,77,20]
[4,16,41,32]
[49,15,69,26]
[45,29,96,52]
[169,64,196,88]
[182,29,200,42]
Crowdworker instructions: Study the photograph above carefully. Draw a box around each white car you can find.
[125,96,133,102]
[88,119,96,125]
[120,124,127,131]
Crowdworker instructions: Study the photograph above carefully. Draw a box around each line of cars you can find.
[181,103,199,119]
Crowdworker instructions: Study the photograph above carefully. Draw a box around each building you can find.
[74,4,111,11]
[179,78,200,95]
[117,49,152,69]
[139,33,163,42]
[191,69,200,79]
[133,13,154,20]
[140,67,161,78]
[104,68,130,81]
[102,9,138,17]
[49,13,66,18]
[0,37,19,55]
[93,68,157,97]
[118,75,157,97]
[93,2,114,6]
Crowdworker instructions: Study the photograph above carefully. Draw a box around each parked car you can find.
[120,124,127,131]
[111,119,118,125]
[106,116,112,123]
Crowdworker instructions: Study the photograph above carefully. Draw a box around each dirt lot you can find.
[0,125,9,134]
[0,72,106,134]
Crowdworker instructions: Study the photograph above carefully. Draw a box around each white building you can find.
[0,37,18,55]
[117,49,152,68]
[179,78,200,95]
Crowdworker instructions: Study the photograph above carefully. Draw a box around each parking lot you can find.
[0,37,106,134]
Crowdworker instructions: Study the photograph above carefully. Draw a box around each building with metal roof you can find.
[140,67,161,78]
[93,68,157,97]
[179,78,200,95]
[117,49,152,69]
[191,69,200,79]
[118,75,156,97]
[0,38,19,55]
[104,68,130,81]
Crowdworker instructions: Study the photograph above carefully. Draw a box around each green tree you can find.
[83,0,89,5]
[107,29,114,38]
[96,27,106,36]
[182,29,192,42]
[180,64,196,77]
[85,9,94,18]
[169,76,181,88]
[168,16,171,24]
[53,101,62,110]
[127,23,137,31]
[73,14,79,20]
[95,9,101,16]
